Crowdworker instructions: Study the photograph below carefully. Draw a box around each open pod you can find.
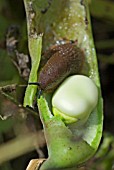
[24,0,103,169]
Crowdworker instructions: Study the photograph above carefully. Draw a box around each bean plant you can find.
[23,0,103,170]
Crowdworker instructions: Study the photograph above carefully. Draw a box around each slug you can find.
[38,43,85,93]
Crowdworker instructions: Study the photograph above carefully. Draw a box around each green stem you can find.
[23,35,42,107]
[23,0,42,107]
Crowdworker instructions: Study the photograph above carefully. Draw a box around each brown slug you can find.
[38,43,85,93]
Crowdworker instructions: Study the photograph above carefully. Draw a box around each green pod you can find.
[38,97,95,170]
[24,0,103,169]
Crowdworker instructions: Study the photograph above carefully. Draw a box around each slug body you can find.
[39,43,84,92]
